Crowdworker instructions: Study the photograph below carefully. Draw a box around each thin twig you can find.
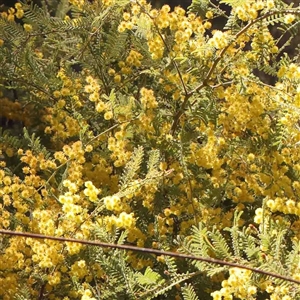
[1,229,300,285]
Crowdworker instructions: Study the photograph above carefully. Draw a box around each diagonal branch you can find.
[1,229,300,285]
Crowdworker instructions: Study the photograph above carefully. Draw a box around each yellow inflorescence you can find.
[1,0,300,298]
[212,268,256,300]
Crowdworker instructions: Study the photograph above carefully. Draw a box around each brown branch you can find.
[170,84,203,135]
[0,229,300,285]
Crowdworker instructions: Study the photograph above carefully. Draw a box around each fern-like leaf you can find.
[13,285,32,300]
[136,267,165,286]
[165,256,178,276]
[120,146,144,187]
[224,210,243,257]
[146,149,160,179]
[187,0,209,18]
[23,128,51,159]
[182,284,199,300]
[103,30,129,62]
[0,127,24,149]
[219,0,246,6]
[209,227,232,260]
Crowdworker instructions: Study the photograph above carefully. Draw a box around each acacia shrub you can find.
[0,0,300,299]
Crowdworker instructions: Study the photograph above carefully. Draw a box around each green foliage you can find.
[14,286,31,300]
[187,0,209,17]
[23,128,51,158]
[1,0,300,299]
[177,210,300,298]
[120,146,144,188]
[0,127,24,149]
[219,0,246,7]
[182,284,199,300]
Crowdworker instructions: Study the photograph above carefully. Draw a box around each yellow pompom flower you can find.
[104,111,113,120]
[284,14,295,24]
[24,24,33,32]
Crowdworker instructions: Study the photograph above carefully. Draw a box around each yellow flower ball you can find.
[114,74,122,83]
[24,23,33,32]
[104,111,113,120]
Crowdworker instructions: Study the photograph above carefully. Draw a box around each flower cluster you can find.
[0,97,35,127]
[1,0,300,298]
[277,63,300,80]
[147,34,165,60]
[107,133,132,167]
[0,2,24,21]
[140,87,158,109]
[103,194,121,211]
[83,180,101,202]
[43,70,86,143]
[212,268,256,300]
[68,0,85,9]
[209,30,229,50]
[234,1,264,21]
[105,211,135,230]
[126,49,144,67]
